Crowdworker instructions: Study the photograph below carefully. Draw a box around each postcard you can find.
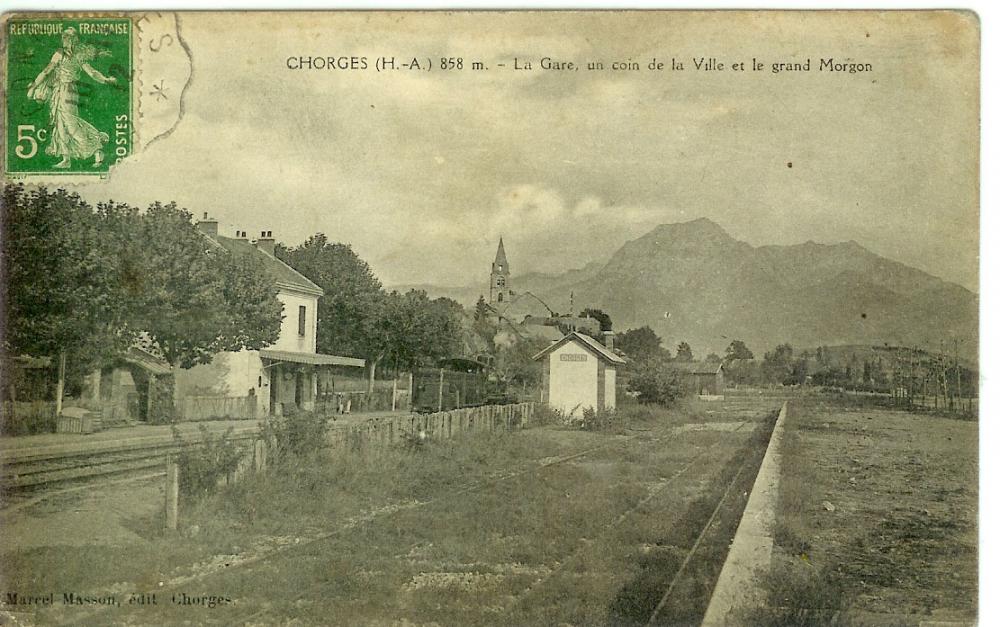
[0,10,980,626]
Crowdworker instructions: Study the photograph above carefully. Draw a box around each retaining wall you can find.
[701,400,788,626]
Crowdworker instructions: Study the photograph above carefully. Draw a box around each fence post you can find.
[165,457,179,531]
[392,378,398,411]
[408,372,414,411]
[437,369,445,413]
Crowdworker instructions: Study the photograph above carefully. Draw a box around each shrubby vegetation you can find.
[259,409,331,464]
[172,425,243,498]
[626,356,684,405]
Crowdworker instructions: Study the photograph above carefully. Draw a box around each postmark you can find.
[4,17,133,178]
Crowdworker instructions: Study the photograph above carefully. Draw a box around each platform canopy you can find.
[260,349,365,368]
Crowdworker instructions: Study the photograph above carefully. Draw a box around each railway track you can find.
[56,435,643,627]
[230,412,775,627]
[2,447,173,494]
[210,419,773,626]
[50,408,780,626]
[0,433,258,498]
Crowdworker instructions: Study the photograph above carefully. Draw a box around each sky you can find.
[70,11,979,291]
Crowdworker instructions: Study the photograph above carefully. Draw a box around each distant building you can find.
[533,332,626,416]
[523,315,601,336]
[489,238,513,304]
[669,361,725,396]
[176,216,365,418]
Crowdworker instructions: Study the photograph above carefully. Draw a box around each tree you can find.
[675,342,694,362]
[705,352,722,364]
[618,326,667,363]
[579,308,613,332]
[279,237,465,391]
[277,235,388,389]
[364,290,463,388]
[724,340,754,363]
[790,357,810,385]
[493,336,550,389]
[761,343,795,385]
[132,202,283,404]
[2,186,284,411]
[627,355,683,405]
[2,186,140,407]
[276,234,383,355]
[472,296,498,346]
[474,295,490,322]
[3,187,137,363]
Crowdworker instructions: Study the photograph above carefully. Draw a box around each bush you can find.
[259,409,330,465]
[626,356,683,405]
[531,403,567,426]
[172,424,242,498]
[581,407,627,433]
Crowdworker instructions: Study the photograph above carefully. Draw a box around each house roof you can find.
[669,361,724,375]
[260,349,365,368]
[521,323,565,343]
[209,235,324,296]
[123,346,172,376]
[532,332,626,365]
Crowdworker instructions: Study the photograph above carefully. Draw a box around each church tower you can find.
[489,238,511,304]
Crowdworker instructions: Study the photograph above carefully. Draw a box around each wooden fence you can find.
[325,402,535,452]
[0,400,57,436]
[181,395,256,421]
[166,402,536,529]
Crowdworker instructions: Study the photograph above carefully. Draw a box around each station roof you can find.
[532,332,626,365]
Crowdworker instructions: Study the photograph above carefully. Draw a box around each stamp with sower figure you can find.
[5,17,132,177]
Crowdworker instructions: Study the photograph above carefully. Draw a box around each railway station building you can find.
[533,332,626,417]
[174,216,365,419]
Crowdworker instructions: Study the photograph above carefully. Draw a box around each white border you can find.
[0,0,994,623]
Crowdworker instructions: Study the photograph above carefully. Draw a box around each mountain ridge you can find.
[391,219,978,360]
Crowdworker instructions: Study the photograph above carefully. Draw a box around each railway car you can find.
[411,358,515,413]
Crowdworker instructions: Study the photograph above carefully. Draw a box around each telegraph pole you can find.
[954,339,962,413]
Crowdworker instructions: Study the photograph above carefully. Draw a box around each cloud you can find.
[66,11,976,293]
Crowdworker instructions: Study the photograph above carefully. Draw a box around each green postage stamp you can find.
[4,17,132,177]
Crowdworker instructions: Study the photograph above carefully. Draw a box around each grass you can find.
[3,397,784,625]
[741,397,978,625]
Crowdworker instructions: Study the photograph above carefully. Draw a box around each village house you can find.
[670,361,726,397]
[173,215,365,419]
[533,331,625,416]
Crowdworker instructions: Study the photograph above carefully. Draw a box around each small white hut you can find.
[532,332,625,416]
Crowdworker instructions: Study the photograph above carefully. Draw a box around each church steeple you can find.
[490,237,511,304]
[493,237,508,270]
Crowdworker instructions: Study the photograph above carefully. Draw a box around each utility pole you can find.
[55,351,66,415]
[954,339,962,413]
[940,340,951,410]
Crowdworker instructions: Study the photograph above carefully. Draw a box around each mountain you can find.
[391,218,977,362]
[528,218,977,361]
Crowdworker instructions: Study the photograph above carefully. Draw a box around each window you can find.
[298,305,307,336]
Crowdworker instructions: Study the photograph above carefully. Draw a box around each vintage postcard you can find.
[0,10,980,626]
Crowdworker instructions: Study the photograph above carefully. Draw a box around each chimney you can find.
[196,212,218,237]
[255,230,275,256]
[603,331,615,352]
[235,230,248,239]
